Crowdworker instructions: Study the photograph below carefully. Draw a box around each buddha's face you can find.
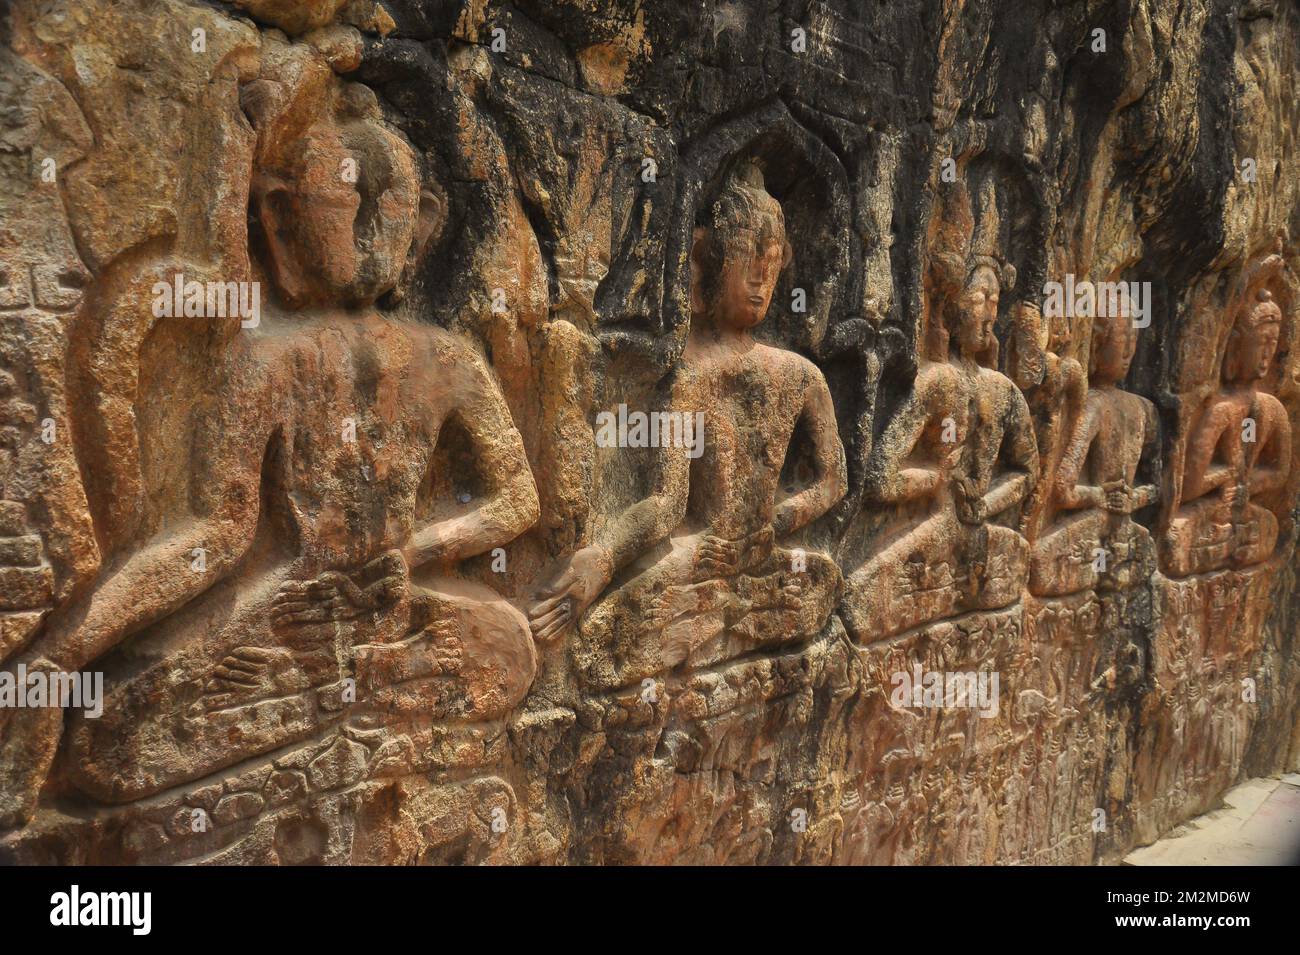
[288,131,363,291]
[266,117,420,307]
[1229,304,1281,383]
[714,224,786,330]
[346,122,421,297]
[1092,312,1137,384]
[955,265,1000,356]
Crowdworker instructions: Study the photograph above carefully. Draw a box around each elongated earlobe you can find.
[257,185,307,308]
[388,186,447,305]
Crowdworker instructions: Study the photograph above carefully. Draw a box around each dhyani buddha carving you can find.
[1016,297,1088,546]
[1029,308,1159,596]
[0,48,540,819]
[528,161,847,690]
[1163,287,1291,578]
[840,248,1038,643]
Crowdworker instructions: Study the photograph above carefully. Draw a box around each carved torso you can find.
[1183,387,1287,498]
[229,310,484,572]
[677,339,822,539]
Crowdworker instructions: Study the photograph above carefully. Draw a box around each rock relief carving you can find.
[841,177,1037,642]
[1029,306,1160,597]
[530,160,847,691]
[1162,266,1292,578]
[0,35,540,821]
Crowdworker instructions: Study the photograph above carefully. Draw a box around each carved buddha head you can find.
[246,69,431,309]
[1089,310,1137,386]
[691,161,792,331]
[946,255,1013,364]
[955,259,1000,357]
[1223,288,1282,385]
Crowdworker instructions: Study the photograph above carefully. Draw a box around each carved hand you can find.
[954,476,987,525]
[1102,481,1132,515]
[897,466,943,499]
[528,544,614,642]
[1204,464,1233,493]
[647,583,700,629]
[272,549,409,628]
[1220,482,1247,507]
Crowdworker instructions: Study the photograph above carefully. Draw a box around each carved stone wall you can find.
[1,0,1298,865]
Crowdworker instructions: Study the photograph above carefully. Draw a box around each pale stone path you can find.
[1124,775,1300,865]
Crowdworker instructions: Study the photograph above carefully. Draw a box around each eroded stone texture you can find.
[0,0,1298,865]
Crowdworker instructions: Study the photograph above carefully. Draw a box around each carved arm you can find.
[773,373,847,537]
[401,366,540,571]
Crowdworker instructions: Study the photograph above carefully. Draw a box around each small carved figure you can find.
[841,246,1037,642]
[1030,308,1159,595]
[1163,287,1290,577]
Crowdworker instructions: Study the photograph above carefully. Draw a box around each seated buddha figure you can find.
[840,254,1038,643]
[0,48,540,818]
[1014,299,1087,547]
[1029,308,1159,596]
[528,161,847,692]
[1163,288,1291,578]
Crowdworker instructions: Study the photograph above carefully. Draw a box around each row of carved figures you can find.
[0,33,1293,831]
[844,249,1291,642]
